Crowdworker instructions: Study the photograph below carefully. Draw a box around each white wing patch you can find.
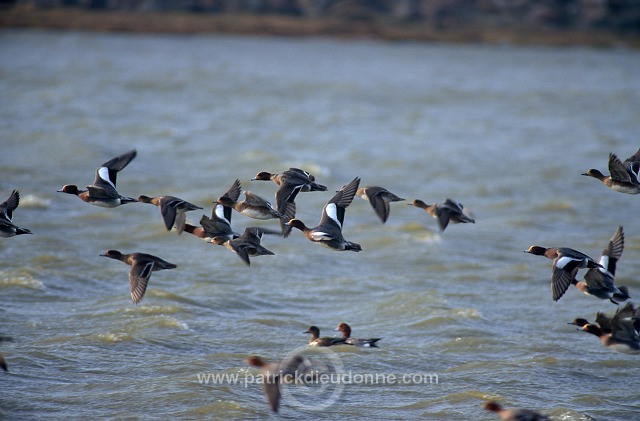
[629,162,640,182]
[555,256,579,270]
[598,255,613,277]
[324,203,341,227]
[213,203,230,224]
[214,203,225,219]
[97,167,116,188]
[242,208,273,219]
[310,231,333,241]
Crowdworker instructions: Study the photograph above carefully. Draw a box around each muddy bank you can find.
[1,6,638,48]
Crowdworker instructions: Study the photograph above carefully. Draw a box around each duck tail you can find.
[614,285,631,302]
[310,182,328,192]
[346,242,362,252]
[16,227,33,235]
[120,196,138,205]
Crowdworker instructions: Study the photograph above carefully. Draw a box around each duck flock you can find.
[2,147,639,418]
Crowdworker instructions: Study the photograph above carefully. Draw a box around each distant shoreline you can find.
[1,6,639,49]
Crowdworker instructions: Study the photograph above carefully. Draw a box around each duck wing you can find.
[364,187,404,223]
[435,206,452,231]
[584,226,624,290]
[608,153,634,183]
[243,191,273,207]
[623,148,640,184]
[221,179,242,203]
[320,177,360,227]
[551,264,578,301]
[93,149,137,189]
[0,190,19,222]
[129,260,154,304]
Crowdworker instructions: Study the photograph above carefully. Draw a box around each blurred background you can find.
[2,0,639,47]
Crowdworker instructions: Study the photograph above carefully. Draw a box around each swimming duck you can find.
[524,245,603,301]
[58,149,138,207]
[137,195,202,234]
[572,226,630,304]
[356,186,404,223]
[304,326,348,347]
[580,303,640,354]
[101,250,177,304]
[409,198,475,232]
[287,177,362,252]
[0,190,32,238]
[335,322,382,347]
[247,353,314,413]
[582,148,640,194]
[483,401,549,421]
[210,226,277,266]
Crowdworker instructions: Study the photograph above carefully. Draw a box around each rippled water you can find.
[1,29,640,420]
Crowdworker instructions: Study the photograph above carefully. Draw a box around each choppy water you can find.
[1,29,640,420]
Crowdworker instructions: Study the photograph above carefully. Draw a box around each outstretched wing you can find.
[93,149,137,189]
[129,260,154,304]
[551,264,577,301]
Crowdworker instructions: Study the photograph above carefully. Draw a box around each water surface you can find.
[1,30,639,420]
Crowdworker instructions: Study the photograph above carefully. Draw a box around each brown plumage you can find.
[304,325,348,347]
[0,189,32,238]
[582,148,640,194]
[137,195,202,234]
[483,401,549,421]
[101,250,177,304]
[210,227,277,266]
[356,186,404,223]
[247,353,313,413]
[409,198,475,232]
[57,149,138,207]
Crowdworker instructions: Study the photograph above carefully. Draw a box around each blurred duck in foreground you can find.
[483,401,549,421]
[582,148,640,194]
[247,353,315,413]
[0,335,11,372]
[58,149,138,207]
